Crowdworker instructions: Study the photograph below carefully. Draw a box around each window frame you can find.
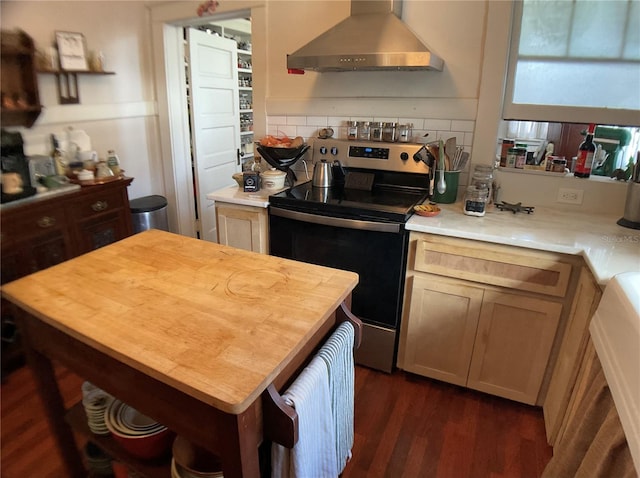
[503,0,640,127]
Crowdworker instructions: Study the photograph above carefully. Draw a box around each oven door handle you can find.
[270,207,400,233]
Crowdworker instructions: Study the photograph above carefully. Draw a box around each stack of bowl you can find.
[84,441,114,476]
[104,399,174,460]
[81,381,113,435]
[172,435,224,477]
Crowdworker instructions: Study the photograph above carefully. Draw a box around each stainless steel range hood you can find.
[287,0,444,72]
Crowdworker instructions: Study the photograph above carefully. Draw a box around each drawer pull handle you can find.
[37,216,56,228]
[92,201,108,212]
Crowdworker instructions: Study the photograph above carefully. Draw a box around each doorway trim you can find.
[149,1,265,237]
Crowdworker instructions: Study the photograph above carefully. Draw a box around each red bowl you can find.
[107,420,174,460]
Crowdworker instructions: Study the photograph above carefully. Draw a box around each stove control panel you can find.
[311,138,429,175]
[349,145,390,160]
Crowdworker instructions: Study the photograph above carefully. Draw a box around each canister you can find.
[357,121,371,141]
[382,122,397,142]
[370,122,384,141]
[514,144,527,169]
[347,121,358,140]
[463,186,487,216]
[471,165,494,204]
[506,147,518,168]
[397,124,413,143]
[500,139,514,167]
[551,157,567,173]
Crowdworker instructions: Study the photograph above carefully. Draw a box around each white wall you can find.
[0,1,162,201]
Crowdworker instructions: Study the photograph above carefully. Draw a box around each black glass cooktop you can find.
[269,180,429,223]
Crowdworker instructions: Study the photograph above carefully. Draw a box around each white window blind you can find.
[503,0,640,126]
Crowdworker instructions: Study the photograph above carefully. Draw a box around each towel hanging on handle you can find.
[317,321,355,474]
[271,356,339,478]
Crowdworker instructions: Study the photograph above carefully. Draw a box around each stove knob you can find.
[331,147,338,155]
[400,152,409,161]
[320,146,327,155]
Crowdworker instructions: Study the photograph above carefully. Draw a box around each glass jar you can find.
[357,121,371,141]
[551,157,567,173]
[463,186,488,217]
[382,122,397,142]
[500,139,514,167]
[514,144,527,169]
[370,122,384,142]
[471,165,494,203]
[397,123,413,143]
[347,121,358,140]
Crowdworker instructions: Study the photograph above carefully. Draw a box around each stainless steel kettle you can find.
[312,159,332,188]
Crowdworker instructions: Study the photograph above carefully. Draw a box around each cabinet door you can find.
[401,274,483,386]
[73,210,129,253]
[468,291,562,405]
[216,203,268,253]
[68,185,131,254]
[543,267,601,445]
[1,209,71,282]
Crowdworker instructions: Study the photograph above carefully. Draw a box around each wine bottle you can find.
[574,123,596,178]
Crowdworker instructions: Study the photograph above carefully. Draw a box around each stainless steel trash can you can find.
[130,195,169,234]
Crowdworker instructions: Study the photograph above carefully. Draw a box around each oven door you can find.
[269,206,409,372]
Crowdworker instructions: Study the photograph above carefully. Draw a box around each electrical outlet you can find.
[557,188,584,205]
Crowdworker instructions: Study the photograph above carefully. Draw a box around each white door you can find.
[187,28,240,242]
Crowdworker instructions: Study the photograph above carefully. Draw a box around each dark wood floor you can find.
[1,363,552,478]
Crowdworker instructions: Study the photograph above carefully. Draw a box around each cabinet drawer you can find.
[66,189,125,219]
[1,208,67,243]
[413,234,573,297]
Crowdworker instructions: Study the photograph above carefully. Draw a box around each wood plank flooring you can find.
[341,367,552,478]
[1,364,551,478]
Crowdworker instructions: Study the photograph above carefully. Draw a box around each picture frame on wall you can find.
[55,31,88,71]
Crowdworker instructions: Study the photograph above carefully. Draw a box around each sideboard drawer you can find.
[66,188,125,219]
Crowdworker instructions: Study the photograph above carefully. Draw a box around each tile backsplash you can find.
[266,115,475,148]
[265,115,474,199]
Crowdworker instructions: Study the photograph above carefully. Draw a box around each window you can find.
[503,0,640,127]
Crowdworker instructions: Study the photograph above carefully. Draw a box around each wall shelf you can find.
[36,69,116,105]
[1,29,42,127]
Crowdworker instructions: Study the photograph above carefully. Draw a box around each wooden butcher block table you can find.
[1,229,359,478]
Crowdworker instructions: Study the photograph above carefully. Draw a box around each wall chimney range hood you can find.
[287,0,444,72]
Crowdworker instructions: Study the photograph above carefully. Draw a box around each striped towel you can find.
[271,355,339,478]
[317,321,355,474]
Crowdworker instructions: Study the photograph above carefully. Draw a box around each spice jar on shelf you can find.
[371,122,384,142]
[356,121,371,141]
[397,123,413,143]
[347,121,358,140]
[382,122,397,142]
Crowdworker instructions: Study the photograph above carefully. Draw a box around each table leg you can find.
[24,346,85,478]
[219,402,262,478]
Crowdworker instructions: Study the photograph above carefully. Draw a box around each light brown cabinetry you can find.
[399,232,579,405]
[543,267,602,445]
[215,201,268,253]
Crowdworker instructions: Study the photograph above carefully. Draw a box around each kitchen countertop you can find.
[206,184,288,208]
[407,202,640,285]
[0,183,81,210]
[207,184,639,285]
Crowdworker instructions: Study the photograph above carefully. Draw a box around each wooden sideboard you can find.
[1,178,134,375]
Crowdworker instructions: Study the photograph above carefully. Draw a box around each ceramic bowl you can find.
[260,169,286,190]
[172,435,223,477]
[105,400,173,459]
[413,204,441,217]
[106,419,174,460]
